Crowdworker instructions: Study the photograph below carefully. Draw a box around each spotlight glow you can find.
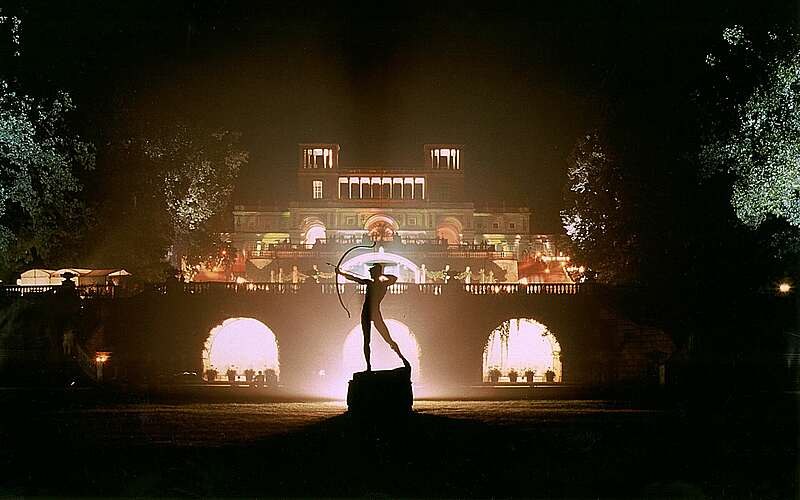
[203,318,279,379]
[342,319,421,382]
[483,318,562,382]
[778,282,791,293]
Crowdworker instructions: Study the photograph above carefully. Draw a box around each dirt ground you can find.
[0,389,796,498]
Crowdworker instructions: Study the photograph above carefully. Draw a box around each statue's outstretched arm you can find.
[336,268,369,285]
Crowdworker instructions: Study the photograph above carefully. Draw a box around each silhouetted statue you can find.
[336,263,410,372]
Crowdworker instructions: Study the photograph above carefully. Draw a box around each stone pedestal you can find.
[347,366,413,415]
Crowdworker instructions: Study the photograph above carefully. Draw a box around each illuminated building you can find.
[225,143,572,284]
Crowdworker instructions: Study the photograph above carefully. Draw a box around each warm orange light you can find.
[95,353,109,363]
[778,282,791,293]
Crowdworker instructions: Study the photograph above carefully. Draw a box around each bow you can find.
[333,240,377,318]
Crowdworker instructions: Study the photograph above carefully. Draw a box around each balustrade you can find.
[2,281,584,298]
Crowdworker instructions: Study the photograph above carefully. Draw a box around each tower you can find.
[296,143,340,201]
[424,144,465,201]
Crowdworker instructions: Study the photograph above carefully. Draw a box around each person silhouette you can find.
[336,263,410,372]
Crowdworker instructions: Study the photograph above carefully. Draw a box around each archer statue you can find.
[336,262,410,372]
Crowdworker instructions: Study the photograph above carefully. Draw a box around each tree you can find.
[560,130,639,284]
[700,26,800,231]
[0,12,94,280]
[126,123,247,280]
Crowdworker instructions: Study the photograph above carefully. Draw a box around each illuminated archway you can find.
[339,247,421,283]
[300,217,327,245]
[483,318,562,383]
[364,214,399,241]
[436,217,462,244]
[342,319,421,382]
[303,224,326,245]
[202,318,279,381]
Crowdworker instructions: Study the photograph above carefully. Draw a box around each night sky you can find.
[6,1,797,231]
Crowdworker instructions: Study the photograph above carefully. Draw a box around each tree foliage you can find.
[105,123,247,280]
[0,12,94,279]
[700,26,800,229]
[139,124,247,237]
[560,130,638,284]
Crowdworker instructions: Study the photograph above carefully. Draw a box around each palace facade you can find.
[224,143,573,284]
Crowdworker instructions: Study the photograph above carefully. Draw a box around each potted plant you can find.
[508,369,518,383]
[244,368,255,384]
[265,369,278,387]
[226,368,237,384]
[525,369,536,384]
[545,369,556,383]
[205,369,218,383]
[488,368,501,384]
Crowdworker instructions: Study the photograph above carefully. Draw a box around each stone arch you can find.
[339,247,421,283]
[300,217,327,245]
[436,216,463,244]
[364,214,399,241]
[202,317,280,382]
[482,317,562,383]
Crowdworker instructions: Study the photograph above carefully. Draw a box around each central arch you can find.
[436,217,463,244]
[202,318,280,382]
[364,214,399,241]
[339,247,421,283]
[483,318,562,383]
[342,319,421,382]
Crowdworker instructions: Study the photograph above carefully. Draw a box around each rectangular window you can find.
[414,177,425,200]
[360,177,371,199]
[407,216,417,226]
[304,148,334,168]
[339,177,349,199]
[345,216,356,226]
[508,222,516,230]
[404,177,414,199]
[492,222,500,229]
[312,180,323,199]
[382,177,392,198]
[393,178,403,199]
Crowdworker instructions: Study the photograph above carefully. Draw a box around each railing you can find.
[76,285,117,298]
[2,281,584,298]
[177,281,581,296]
[1,284,120,298]
[250,248,515,260]
[0,285,57,295]
[247,239,518,260]
[464,283,581,295]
